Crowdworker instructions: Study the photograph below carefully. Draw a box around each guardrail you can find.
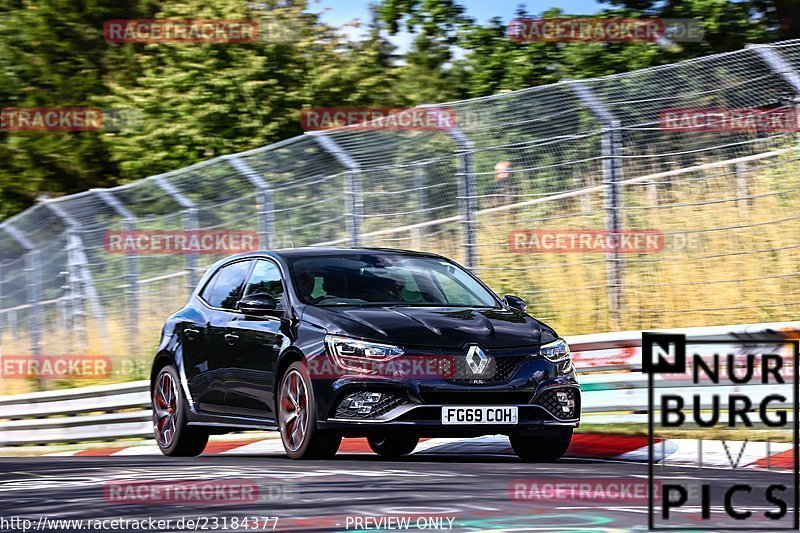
[1,320,797,446]
[0,381,150,445]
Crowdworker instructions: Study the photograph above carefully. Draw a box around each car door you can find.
[223,258,287,419]
[187,259,253,414]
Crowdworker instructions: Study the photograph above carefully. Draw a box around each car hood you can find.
[301,305,552,349]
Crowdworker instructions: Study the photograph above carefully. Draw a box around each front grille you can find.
[518,407,549,421]
[420,391,533,405]
[446,355,527,384]
[333,391,408,420]
[534,387,579,419]
[397,406,441,421]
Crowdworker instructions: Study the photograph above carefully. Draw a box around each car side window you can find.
[200,273,217,303]
[243,259,285,309]
[205,260,251,310]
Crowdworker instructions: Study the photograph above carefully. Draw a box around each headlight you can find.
[539,338,571,363]
[325,335,404,373]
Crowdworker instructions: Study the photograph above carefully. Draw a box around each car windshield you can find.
[289,254,499,308]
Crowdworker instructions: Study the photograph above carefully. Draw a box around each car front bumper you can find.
[311,349,581,437]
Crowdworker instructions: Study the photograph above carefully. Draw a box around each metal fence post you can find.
[41,198,111,352]
[734,162,751,217]
[572,82,623,329]
[412,163,427,249]
[647,181,659,206]
[153,177,199,289]
[1,224,42,358]
[311,133,362,246]
[224,155,276,248]
[0,260,4,337]
[92,189,139,353]
[443,128,478,269]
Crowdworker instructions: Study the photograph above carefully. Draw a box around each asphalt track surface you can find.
[0,449,795,533]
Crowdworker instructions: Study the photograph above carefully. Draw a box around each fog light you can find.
[342,392,383,414]
[556,391,575,414]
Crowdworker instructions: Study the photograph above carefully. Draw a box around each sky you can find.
[312,0,610,48]
[315,0,608,26]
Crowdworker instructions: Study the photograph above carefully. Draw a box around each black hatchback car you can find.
[151,248,580,461]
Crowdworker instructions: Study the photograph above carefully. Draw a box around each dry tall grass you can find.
[4,154,798,394]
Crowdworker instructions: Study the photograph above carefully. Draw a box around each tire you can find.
[367,433,419,459]
[152,365,209,457]
[510,428,573,462]
[278,361,341,459]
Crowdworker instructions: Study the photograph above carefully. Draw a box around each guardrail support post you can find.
[442,128,478,269]
[1,224,41,358]
[92,189,139,355]
[224,155,276,249]
[572,82,623,330]
[153,177,199,289]
[41,198,111,353]
[311,134,362,246]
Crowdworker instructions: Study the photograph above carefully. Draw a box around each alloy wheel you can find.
[153,370,178,447]
[279,369,308,452]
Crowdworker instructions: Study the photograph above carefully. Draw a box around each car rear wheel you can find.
[367,433,419,458]
[278,361,341,459]
[510,428,573,462]
[152,365,209,457]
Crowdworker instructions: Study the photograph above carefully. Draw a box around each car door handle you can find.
[225,332,240,345]
[184,328,200,340]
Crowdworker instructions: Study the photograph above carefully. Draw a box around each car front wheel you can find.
[510,427,573,462]
[152,365,209,457]
[278,361,341,459]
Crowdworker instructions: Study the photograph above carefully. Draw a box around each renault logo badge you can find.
[465,345,490,374]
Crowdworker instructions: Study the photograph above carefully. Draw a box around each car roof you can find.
[229,247,447,260]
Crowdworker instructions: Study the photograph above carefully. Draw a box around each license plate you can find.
[441,406,518,425]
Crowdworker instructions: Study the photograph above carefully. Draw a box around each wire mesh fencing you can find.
[2,41,800,390]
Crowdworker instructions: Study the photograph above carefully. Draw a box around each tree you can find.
[0,0,149,218]
[379,0,472,103]
[303,5,401,108]
[104,0,412,181]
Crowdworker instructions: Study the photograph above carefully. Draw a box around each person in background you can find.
[487,161,520,207]
[486,160,520,211]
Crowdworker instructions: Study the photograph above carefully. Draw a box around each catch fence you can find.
[2,41,800,388]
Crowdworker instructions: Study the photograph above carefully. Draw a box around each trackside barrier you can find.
[0,321,797,446]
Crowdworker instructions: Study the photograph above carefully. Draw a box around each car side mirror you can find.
[503,295,527,312]
[238,293,279,317]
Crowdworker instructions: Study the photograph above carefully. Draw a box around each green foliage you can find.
[386,1,793,97]
[0,0,150,218]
